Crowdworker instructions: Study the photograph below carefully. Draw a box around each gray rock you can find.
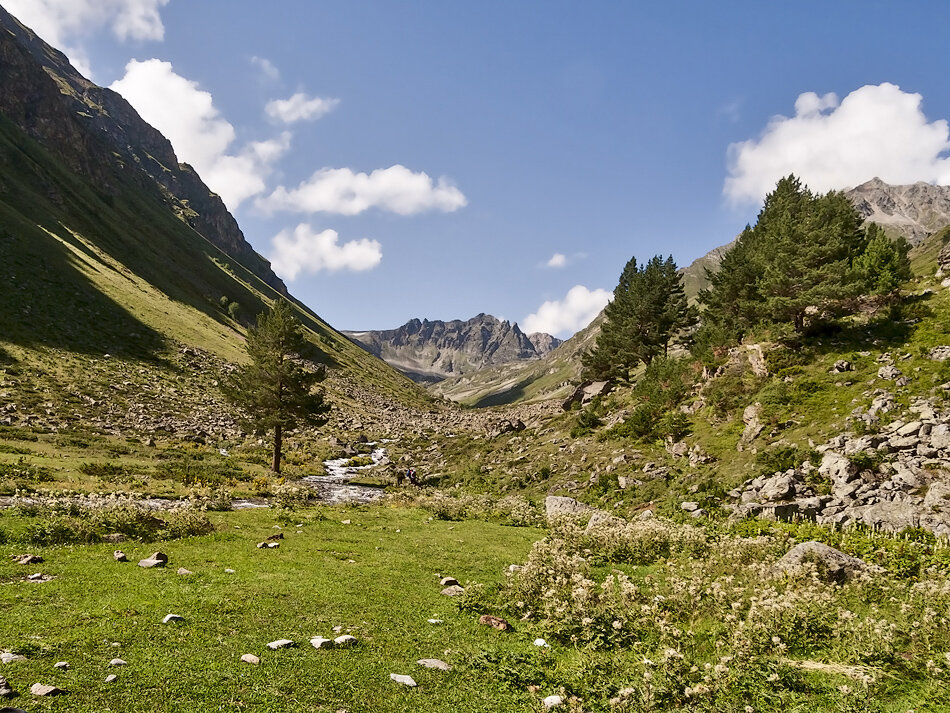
[819,451,858,488]
[30,683,65,696]
[162,614,184,624]
[309,637,334,650]
[878,365,902,380]
[759,474,797,502]
[333,635,358,647]
[53,661,69,670]
[680,501,700,512]
[439,576,459,587]
[831,360,854,373]
[544,495,593,521]
[240,654,260,665]
[929,346,950,361]
[775,541,868,583]
[543,694,565,709]
[0,654,25,665]
[104,674,118,683]
[390,673,417,687]
[738,403,764,450]
[109,659,127,667]
[0,675,15,698]
[137,558,165,569]
[417,658,451,671]
[113,550,128,562]
[11,554,42,565]
[440,585,465,596]
[176,567,193,575]
[266,639,295,650]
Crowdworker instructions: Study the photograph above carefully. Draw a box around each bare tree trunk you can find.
[272,423,282,473]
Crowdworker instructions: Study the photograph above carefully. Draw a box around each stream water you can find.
[299,445,389,505]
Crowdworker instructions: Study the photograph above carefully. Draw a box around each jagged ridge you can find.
[344,314,561,384]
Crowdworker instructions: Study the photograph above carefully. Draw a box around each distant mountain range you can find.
[343,315,561,384]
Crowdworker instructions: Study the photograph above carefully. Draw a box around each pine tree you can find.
[853,223,912,298]
[582,254,693,381]
[223,300,330,473]
[699,175,867,335]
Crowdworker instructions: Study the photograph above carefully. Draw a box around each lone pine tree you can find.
[223,300,330,473]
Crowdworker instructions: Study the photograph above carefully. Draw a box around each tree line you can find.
[583,175,912,382]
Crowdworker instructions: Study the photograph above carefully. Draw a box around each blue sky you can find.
[7,1,950,336]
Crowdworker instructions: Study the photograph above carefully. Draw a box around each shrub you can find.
[79,461,134,483]
[154,458,248,486]
[0,458,53,482]
[571,401,603,438]
[754,445,817,476]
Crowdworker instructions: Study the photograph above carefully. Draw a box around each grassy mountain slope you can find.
[0,86,434,446]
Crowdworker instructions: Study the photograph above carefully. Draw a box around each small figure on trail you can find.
[396,469,405,486]
[407,468,419,486]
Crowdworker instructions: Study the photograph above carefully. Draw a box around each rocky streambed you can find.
[300,445,390,505]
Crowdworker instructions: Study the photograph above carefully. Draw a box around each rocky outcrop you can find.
[730,389,950,537]
[0,6,285,295]
[344,314,560,384]
[845,177,950,246]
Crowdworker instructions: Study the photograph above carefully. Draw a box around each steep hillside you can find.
[343,314,560,384]
[0,7,436,445]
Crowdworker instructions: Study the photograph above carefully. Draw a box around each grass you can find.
[0,505,541,712]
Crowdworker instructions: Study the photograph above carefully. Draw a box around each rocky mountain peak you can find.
[343,315,561,384]
[844,178,950,245]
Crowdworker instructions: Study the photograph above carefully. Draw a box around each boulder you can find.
[30,683,65,696]
[417,658,451,671]
[0,675,15,698]
[390,673,417,687]
[478,614,511,631]
[929,346,950,362]
[544,496,593,522]
[266,639,295,650]
[775,541,868,583]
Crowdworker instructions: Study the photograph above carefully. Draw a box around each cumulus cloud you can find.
[725,83,950,205]
[110,59,290,209]
[269,224,382,280]
[545,253,567,268]
[251,56,280,82]
[522,285,611,338]
[4,0,168,77]
[266,93,340,124]
[258,165,467,216]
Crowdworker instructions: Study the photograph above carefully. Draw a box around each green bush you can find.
[0,457,53,482]
[755,445,817,476]
[154,458,248,486]
[571,400,603,438]
[79,461,135,483]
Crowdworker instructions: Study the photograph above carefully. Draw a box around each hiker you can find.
[407,468,419,486]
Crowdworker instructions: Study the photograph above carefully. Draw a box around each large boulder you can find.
[544,496,594,522]
[775,541,868,584]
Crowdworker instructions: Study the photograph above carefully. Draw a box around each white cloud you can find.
[545,253,567,268]
[110,59,290,209]
[522,285,611,338]
[725,83,950,204]
[269,224,382,280]
[266,93,340,124]
[258,164,467,216]
[4,0,168,77]
[251,56,280,82]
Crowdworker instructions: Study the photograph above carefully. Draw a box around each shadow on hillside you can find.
[471,378,533,408]
[803,295,933,357]
[0,222,167,359]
